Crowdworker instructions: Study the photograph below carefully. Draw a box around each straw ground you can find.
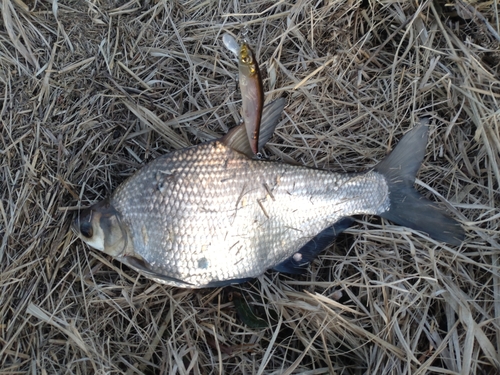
[1,0,499,374]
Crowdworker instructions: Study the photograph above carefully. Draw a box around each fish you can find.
[223,33,263,154]
[72,100,465,288]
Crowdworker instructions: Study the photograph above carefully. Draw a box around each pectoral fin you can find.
[223,98,285,157]
[201,277,254,288]
[118,255,194,287]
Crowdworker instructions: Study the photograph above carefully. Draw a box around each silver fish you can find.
[73,100,464,288]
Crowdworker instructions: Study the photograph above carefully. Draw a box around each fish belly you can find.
[111,141,389,286]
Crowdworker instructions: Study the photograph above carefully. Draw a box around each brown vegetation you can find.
[1,0,499,374]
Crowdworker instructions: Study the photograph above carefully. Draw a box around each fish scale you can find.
[110,140,389,286]
[73,39,464,288]
[74,108,464,288]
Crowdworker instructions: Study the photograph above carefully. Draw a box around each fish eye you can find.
[242,55,252,64]
[80,221,93,238]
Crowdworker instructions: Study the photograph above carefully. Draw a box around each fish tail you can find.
[374,121,465,245]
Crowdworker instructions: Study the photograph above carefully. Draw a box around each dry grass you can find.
[1,0,500,374]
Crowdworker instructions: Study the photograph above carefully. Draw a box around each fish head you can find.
[73,199,130,257]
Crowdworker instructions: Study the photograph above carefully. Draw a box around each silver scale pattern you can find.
[111,140,390,286]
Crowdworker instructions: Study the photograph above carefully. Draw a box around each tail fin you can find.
[374,122,465,245]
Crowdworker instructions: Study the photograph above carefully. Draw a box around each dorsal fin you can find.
[222,98,285,157]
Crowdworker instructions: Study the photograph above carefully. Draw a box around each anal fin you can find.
[273,217,355,274]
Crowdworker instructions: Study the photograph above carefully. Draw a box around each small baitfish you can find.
[73,99,465,288]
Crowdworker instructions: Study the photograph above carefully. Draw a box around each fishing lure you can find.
[223,33,264,154]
